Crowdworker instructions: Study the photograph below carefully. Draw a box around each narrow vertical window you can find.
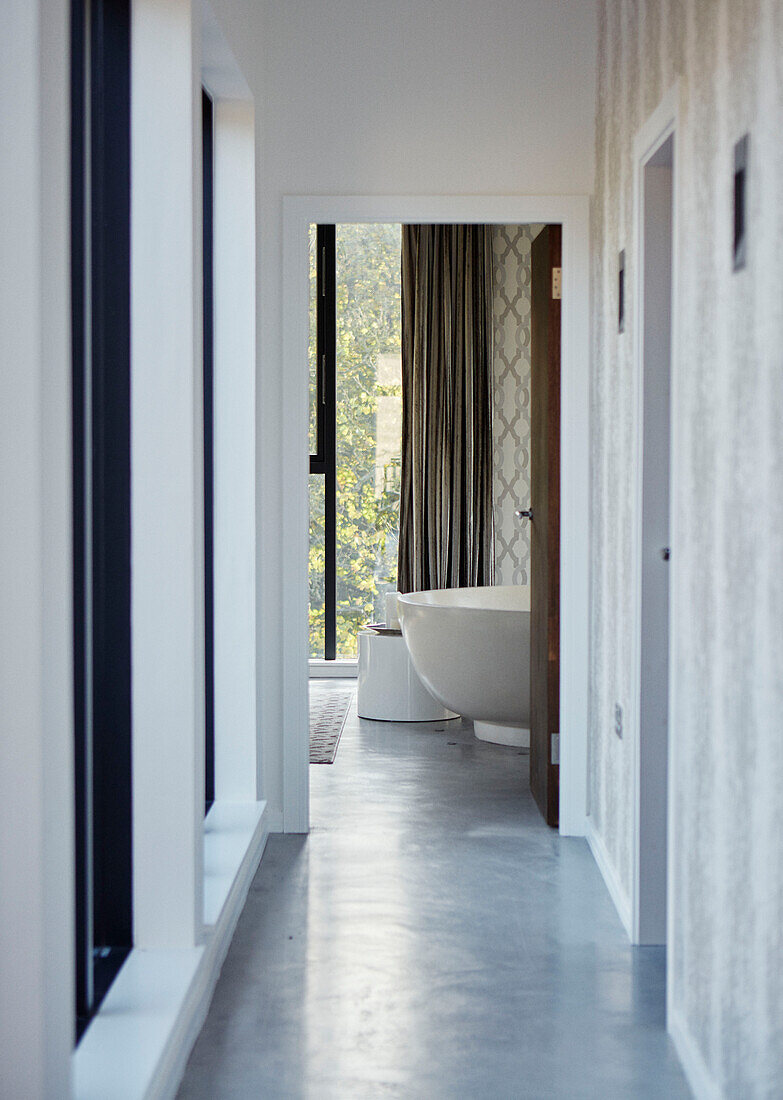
[309,226,336,659]
[72,0,133,1040]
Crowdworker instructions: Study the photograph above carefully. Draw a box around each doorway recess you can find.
[281,195,590,836]
[631,87,678,946]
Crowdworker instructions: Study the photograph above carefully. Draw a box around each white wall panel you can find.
[0,1,73,1094]
[131,0,204,949]
[212,98,259,802]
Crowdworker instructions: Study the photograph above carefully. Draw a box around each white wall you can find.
[208,0,597,822]
[0,0,73,1094]
[590,1,783,1095]
[131,0,204,951]
[212,97,259,802]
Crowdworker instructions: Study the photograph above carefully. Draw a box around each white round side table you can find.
[357,629,458,722]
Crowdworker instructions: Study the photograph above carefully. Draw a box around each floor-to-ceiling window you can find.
[71,0,133,1040]
[202,88,215,813]
[309,224,402,659]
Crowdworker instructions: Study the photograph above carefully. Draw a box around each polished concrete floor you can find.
[178,681,690,1099]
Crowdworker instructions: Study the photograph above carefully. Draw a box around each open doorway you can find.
[632,115,676,945]
[280,197,590,836]
[300,212,579,835]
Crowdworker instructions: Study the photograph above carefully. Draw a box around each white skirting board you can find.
[585,817,633,940]
[309,659,358,678]
[74,802,271,1100]
[586,823,720,1098]
[150,803,270,1099]
[669,1005,722,1100]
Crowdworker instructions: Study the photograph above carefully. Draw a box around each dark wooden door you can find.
[529,225,561,828]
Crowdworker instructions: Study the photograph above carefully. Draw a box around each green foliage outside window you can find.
[309,224,402,659]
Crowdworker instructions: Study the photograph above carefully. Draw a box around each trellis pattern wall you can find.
[491,224,543,586]
[591,1,783,1096]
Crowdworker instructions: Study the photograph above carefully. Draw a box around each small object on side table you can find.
[385,591,401,630]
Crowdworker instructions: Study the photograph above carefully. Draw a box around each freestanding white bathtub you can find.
[397,585,530,747]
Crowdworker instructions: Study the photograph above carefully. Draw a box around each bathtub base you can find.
[473,721,530,748]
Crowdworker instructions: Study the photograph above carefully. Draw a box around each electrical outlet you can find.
[552,267,562,300]
[614,703,623,739]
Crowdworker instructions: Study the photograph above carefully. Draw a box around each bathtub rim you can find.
[397,584,530,615]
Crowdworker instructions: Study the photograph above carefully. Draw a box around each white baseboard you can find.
[584,822,724,1100]
[669,1005,721,1100]
[585,817,633,940]
[150,803,271,1099]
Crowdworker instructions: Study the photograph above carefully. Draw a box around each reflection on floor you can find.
[178,680,690,1099]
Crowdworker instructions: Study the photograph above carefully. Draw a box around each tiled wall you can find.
[491,224,543,586]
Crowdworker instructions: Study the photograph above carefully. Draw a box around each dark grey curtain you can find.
[397,224,495,593]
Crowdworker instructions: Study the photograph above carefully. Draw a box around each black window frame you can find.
[71,0,133,1042]
[202,88,216,813]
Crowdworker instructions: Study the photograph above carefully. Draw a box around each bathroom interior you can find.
[308,221,562,829]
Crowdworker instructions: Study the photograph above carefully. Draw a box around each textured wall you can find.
[491,225,543,585]
[591,0,783,1095]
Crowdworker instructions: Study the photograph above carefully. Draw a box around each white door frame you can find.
[630,84,681,944]
[281,195,591,836]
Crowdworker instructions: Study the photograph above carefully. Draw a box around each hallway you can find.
[179,683,689,1099]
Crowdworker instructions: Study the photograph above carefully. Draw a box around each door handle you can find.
[515,509,533,520]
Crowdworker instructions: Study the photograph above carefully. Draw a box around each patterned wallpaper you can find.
[591,2,783,1095]
[491,225,543,586]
